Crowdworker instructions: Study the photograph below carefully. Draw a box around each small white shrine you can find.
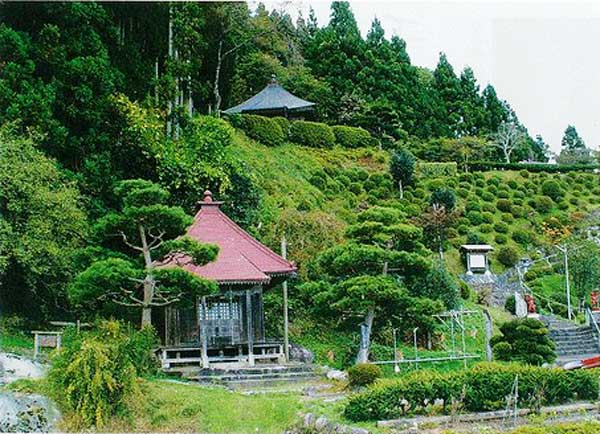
[461,244,494,276]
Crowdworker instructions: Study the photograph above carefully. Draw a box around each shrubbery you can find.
[344,363,599,421]
[497,245,519,267]
[491,318,555,365]
[239,114,285,146]
[542,180,564,201]
[290,120,335,148]
[347,363,383,388]
[332,125,373,148]
[417,162,457,178]
[47,321,159,428]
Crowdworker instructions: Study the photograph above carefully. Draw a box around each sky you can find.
[259,0,600,154]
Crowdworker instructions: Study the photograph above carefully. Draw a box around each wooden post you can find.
[246,289,254,366]
[200,296,209,368]
[484,309,493,362]
[33,333,39,360]
[281,237,290,362]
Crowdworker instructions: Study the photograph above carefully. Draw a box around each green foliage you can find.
[541,179,563,201]
[468,161,600,172]
[344,362,597,421]
[47,321,159,428]
[240,114,285,147]
[0,128,88,319]
[289,120,335,148]
[491,318,555,365]
[535,196,554,213]
[70,179,218,325]
[496,199,512,212]
[430,188,456,211]
[347,363,382,388]
[332,125,373,148]
[409,266,460,309]
[417,162,457,178]
[497,246,519,267]
[389,148,416,188]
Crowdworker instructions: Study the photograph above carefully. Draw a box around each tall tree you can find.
[433,52,462,136]
[69,180,219,327]
[558,125,592,164]
[493,120,526,163]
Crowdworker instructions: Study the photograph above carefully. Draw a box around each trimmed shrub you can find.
[511,205,525,218]
[541,179,564,201]
[481,192,495,202]
[501,213,514,223]
[344,363,600,421]
[467,211,483,225]
[271,116,290,136]
[290,120,335,148]
[497,190,510,199]
[332,125,373,148]
[491,318,555,365]
[497,245,519,267]
[480,224,493,233]
[512,229,532,246]
[507,180,519,189]
[535,196,554,213]
[348,363,383,388]
[240,114,285,146]
[494,222,509,233]
[496,199,512,212]
[465,200,481,212]
[481,212,494,224]
[417,162,457,178]
[505,294,516,314]
[495,234,508,244]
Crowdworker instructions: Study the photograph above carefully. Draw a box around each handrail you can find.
[586,307,600,354]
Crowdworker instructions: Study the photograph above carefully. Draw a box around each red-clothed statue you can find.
[591,291,600,312]
[524,294,536,314]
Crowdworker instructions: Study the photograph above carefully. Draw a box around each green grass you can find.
[129,379,302,433]
[0,331,33,356]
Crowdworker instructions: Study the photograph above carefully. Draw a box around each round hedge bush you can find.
[494,222,509,233]
[512,229,532,246]
[480,224,493,233]
[495,234,508,244]
[535,196,554,213]
[482,212,495,224]
[467,211,483,225]
[496,199,512,213]
[466,201,481,212]
[541,180,563,201]
[347,363,382,388]
[497,246,519,267]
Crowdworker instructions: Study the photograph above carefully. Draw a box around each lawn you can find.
[129,379,303,433]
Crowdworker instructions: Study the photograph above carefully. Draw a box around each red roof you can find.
[175,191,296,285]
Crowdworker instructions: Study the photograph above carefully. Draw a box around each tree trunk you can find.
[438,235,444,265]
[213,40,223,116]
[139,224,155,329]
[356,307,375,364]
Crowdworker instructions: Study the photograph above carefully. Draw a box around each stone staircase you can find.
[184,364,319,389]
[541,315,600,361]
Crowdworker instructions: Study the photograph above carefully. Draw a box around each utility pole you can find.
[557,245,572,320]
[281,237,289,363]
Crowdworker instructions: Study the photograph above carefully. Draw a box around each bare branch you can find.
[118,231,144,252]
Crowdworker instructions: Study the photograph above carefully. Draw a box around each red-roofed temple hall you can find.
[157,191,296,369]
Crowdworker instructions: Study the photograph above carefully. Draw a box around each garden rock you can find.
[290,342,315,364]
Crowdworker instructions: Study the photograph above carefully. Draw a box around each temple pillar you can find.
[200,296,209,368]
[246,289,254,366]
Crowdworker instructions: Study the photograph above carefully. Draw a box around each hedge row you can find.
[417,162,458,178]
[290,120,336,148]
[344,362,600,422]
[468,161,600,173]
[332,125,374,148]
[234,115,377,149]
[239,114,285,147]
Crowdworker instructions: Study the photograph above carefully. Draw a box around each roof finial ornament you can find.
[203,190,213,203]
[270,74,278,85]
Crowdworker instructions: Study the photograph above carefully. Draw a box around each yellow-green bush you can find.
[47,321,158,428]
[289,120,335,148]
[417,162,457,178]
[332,125,374,148]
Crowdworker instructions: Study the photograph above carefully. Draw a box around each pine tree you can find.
[561,125,586,150]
